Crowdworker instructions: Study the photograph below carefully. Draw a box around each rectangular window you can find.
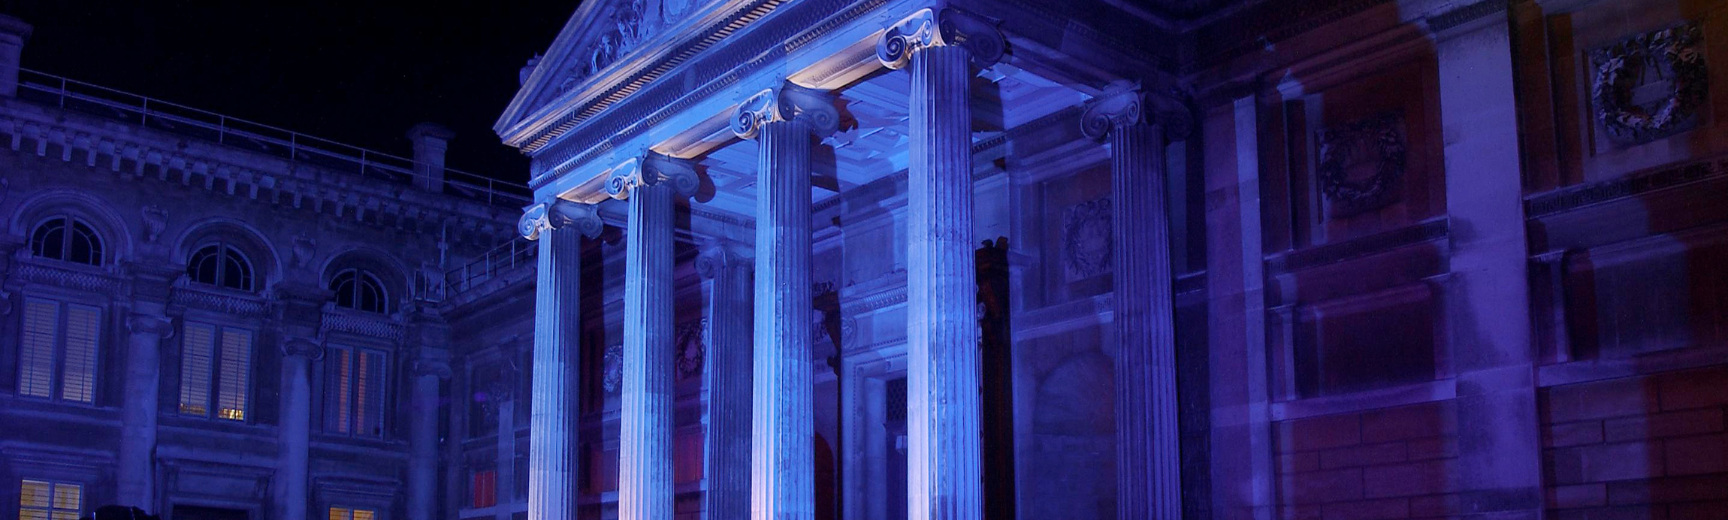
[20,479,81,520]
[16,298,100,403]
[328,506,377,520]
[18,299,59,398]
[217,328,253,420]
[179,323,254,421]
[324,346,386,437]
[179,323,216,416]
[471,468,497,508]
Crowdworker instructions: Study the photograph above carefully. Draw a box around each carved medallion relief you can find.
[1316,111,1407,218]
[1063,197,1112,282]
[1589,23,1708,146]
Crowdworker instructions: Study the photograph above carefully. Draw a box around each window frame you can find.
[18,478,83,520]
[15,295,104,405]
[326,505,379,520]
[28,215,104,267]
[328,268,389,314]
[176,319,257,422]
[186,242,257,292]
[321,342,391,439]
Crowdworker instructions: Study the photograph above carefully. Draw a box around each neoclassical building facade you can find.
[6,0,1728,518]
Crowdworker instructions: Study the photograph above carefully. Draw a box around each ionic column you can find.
[520,200,603,520]
[408,357,452,520]
[696,239,754,520]
[608,154,699,520]
[275,337,323,520]
[731,81,838,520]
[877,9,1003,520]
[1081,82,1189,520]
[117,311,172,510]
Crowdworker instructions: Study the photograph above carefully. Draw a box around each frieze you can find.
[529,0,892,180]
[320,311,407,342]
[1525,156,1728,219]
[1317,111,1406,218]
[1589,23,1708,145]
[1063,197,1113,282]
[170,287,270,318]
[13,261,125,294]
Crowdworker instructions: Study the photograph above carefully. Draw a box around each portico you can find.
[498,1,1189,519]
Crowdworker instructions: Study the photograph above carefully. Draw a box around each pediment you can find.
[495,0,727,148]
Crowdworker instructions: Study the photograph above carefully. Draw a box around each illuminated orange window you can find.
[19,479,80,520]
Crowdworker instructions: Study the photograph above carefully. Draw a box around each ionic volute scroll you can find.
[604,152,700,200]
[519,199,604,241]
[1080,80,1195,141]
[281,337,326,361]
[695,237,752,280]
[877,8,1006,70]
[126,313,176,339]
[411,358,453,380]
[731,81,840,140]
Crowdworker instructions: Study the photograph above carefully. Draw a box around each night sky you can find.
[0,1,578,184]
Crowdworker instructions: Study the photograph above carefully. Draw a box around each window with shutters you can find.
[187,243,255,292]
[19,479,81,520]
[470,468,497,508]
[324,345,387,437]
[29,217,103,266]
[178,322,254,421]
[328,506,377,520]
[16,297,101,403]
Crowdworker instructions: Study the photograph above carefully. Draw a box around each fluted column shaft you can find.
[276,346,314,520]
[752,119,816,520]
[906,45,982,520]
[529,225,583,520]
[621,182,677,520]
[1109,122,1181,520]
[702,242,753,520]
[117,309,170,511]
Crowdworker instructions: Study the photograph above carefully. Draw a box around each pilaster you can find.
[407,306,453,520]
[270,283,333,520]
[116,263,181,513]
[519,199,602,520]
[732,80,836,520]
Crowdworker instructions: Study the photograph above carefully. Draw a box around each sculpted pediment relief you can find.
[498,0,716,141]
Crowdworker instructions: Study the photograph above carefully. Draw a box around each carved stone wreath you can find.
[1590,23,1708,144]
[1317,112,1406,217]
[675,319,706,379]
[1062,197,1112,281]
[603,344,624,394]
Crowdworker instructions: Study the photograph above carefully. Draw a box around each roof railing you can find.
[13,68,533,207]
[444,236,537,297]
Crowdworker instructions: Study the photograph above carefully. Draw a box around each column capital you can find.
[876,7,1005,70]
[731,81,840,139]
[1080,80,1195,141]
[605,152,699,201]
[126,313,175,338]
[411,358,453,379]
[281,337,326,360]
[520,199,604,240]
[695,237,753,279]
[125,261,186,304]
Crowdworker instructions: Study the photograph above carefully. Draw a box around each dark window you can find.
[29,217,103,266]
[330,269,388,314]
[187,243,255,291]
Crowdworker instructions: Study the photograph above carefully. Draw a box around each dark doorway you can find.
[172,505,248,520]
[886,377,908,520]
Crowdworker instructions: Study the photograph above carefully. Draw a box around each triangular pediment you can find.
[495,0,732,149]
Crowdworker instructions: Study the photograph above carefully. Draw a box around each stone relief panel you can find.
[1062,196,1112,282]
[1317,111,1407,218]
[1589,23,1708,146]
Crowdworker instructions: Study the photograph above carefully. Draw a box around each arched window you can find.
[29,217,104,266]
[187,243,255,291]
[330,269,388,314]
